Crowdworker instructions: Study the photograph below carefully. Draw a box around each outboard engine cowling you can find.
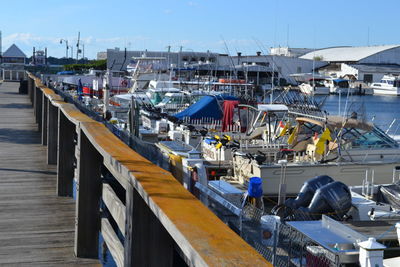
[285,175,334,209]
[298,181,352,220]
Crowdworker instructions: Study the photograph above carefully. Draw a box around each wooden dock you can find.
[0,82,99,266]
[23,74,270,267]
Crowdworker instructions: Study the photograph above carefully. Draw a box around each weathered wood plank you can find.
[102,183,126,234]
[57,110,75,196]
[101,218,124,267]
[0,82,100,266]
[47,100,58,164]
[74,129,102,258]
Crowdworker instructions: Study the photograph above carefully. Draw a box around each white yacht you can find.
[371,75,400,96]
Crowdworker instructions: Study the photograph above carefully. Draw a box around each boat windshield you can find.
[159,95,189,105]
[341,126,398,149]
[333,80,349,88]
[149,92,163,105]
[310,79,325,87]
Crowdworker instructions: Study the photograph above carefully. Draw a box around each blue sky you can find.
[2,0,400,59]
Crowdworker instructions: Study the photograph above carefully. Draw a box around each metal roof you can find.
[300,45,400,62]
[349,64,400,73]
[3,44,26,58]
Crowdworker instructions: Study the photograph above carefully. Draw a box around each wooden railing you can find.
[26,73,271,267]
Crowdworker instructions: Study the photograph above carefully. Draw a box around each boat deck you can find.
[0,82,100,266]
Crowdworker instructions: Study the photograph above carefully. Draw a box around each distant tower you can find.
[33,47,36,65]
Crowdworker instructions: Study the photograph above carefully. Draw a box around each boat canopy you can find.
[257,104,288,112]
[296,116,373,131]
[174,95,237,120]
[333,78,348,83]
[57,71,75,75]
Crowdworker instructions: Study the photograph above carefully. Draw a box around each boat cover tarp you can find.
[174,95,236,120]
[222,100,239,131]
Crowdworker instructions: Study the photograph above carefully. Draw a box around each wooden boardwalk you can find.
[0,82,100,266]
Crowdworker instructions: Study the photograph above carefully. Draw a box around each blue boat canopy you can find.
[333,78,348,83]
[57,71,75,75]
[174,95,237,120]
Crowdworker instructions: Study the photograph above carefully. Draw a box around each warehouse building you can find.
[300,45,400,83]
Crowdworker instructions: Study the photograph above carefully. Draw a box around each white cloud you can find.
[163,9,172,14]
[3,33,60,46]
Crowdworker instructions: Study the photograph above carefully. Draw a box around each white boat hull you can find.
[299,84,330,95]
[234,161,398,196]
[373,87,400,96]
[210,150,400,197]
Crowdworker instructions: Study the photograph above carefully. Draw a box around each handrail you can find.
[27,72,271,267]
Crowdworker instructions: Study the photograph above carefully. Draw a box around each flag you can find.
[278,122,290,137]
[315,128,332,155]
[287,125,298,145]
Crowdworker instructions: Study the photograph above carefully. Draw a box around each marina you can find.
[28,65,400,266]
[3,1,400,266]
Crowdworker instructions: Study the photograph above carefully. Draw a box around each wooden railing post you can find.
[33,86,37,120]
[35,88,43,134]
[41,94,48,145]
[47,101,58,165]
[124,182,174,267]
[57,111,75,196]
[28,77,33,104]
[74,130,102,258]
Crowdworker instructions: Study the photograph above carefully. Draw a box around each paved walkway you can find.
[0,82,99,266]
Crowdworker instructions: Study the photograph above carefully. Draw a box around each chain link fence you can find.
[205,192,341,267]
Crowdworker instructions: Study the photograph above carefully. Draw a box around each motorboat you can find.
[232,114,400,196]
[371,75,400,96]
[299,78,330,95]
[146,87,182,105]
[324,78,352,94]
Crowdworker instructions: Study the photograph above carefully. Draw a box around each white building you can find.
[300,45,400,83]
[106,48,327,86]
[1,44,27,81]
[300,45,400,64]
[270,47,315,58]
[227,53,327,85]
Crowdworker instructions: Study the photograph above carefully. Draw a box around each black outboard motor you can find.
[285,175,334,209]
[298,181,352,220]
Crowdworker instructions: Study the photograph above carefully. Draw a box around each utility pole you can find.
[60,39,69,58]
[76,31,80,63]
[82,43,85,61]
[69,46,73,59]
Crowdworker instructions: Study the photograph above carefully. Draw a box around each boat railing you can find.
[25,72,270,266]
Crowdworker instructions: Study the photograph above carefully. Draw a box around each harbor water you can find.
[315,94,400,136]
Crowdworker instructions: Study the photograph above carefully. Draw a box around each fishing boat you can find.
[231,114,400,196]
